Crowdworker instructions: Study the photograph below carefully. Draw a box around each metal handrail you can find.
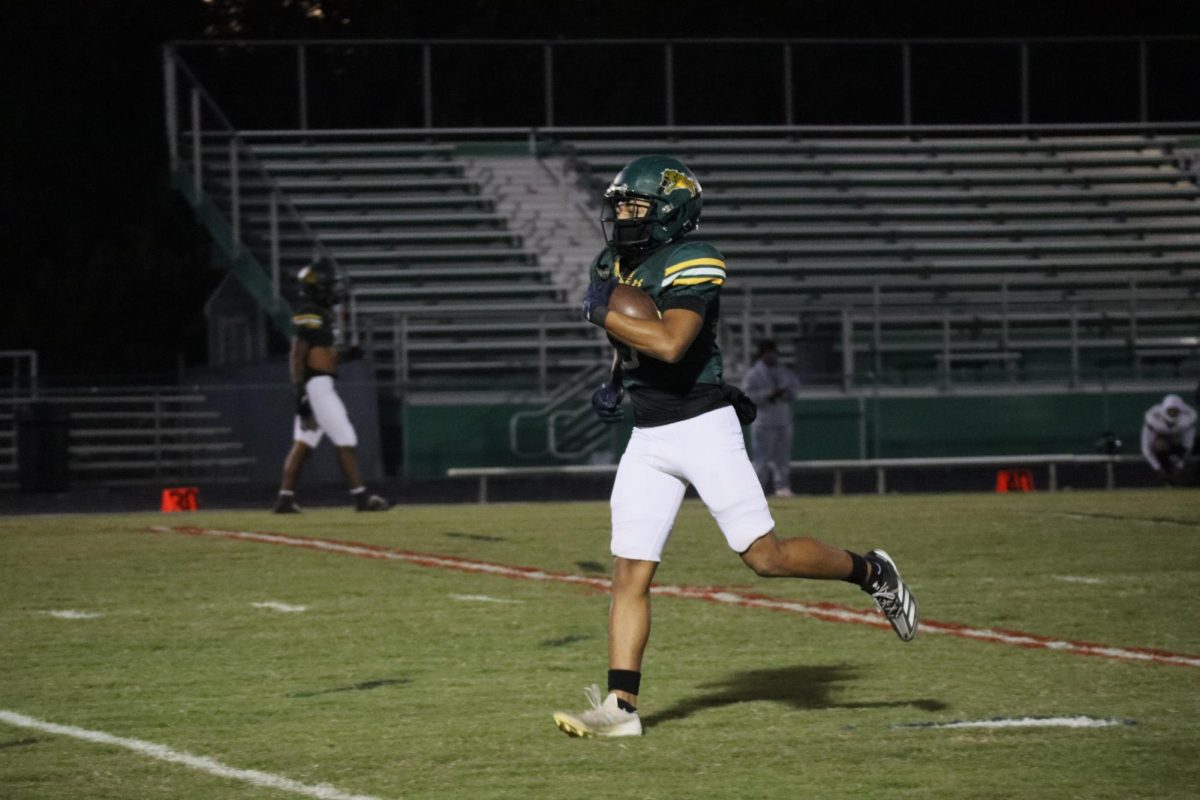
[509,363,607,458]
[163,46,360,340]
[227,122,1200,136]
[170,37,1200,130]
[0,351,38,400]
[172,37,1200,45]
[446,453,1150,502]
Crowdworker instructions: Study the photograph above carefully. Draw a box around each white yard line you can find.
[1053,575,1105,585]
[145,525,1200,670]
[0,710,386,800]
[899,715,1133,730]
[252,601,309,613]
[42,610,103,620]
[450,594,523,604]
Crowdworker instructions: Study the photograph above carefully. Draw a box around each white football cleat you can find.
[553,685,642,738]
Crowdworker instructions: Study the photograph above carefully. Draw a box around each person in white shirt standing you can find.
[742,340,800,497]
[1140,393,1197,486]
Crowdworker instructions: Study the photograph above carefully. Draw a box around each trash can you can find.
[16,402,70,492]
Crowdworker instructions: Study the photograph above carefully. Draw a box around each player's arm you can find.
[1182,423,1197,455]
[604,309,703,364]
[589,348,626,424]
[1140,424,1161,472]
[289,337,310,386]
[289,336,317,427]
[605,348,623,384]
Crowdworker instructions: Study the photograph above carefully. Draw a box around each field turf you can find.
[1,489,1198,799]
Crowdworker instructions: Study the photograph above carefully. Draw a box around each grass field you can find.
[2,489,1199,799]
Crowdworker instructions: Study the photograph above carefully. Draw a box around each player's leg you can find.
[308,377,389,511]
[280,440,312,492]
[609,556,658,706]
[335,446,365,490]
[274,420,321,513]
[684,407,918,640]
[554,428,685,737]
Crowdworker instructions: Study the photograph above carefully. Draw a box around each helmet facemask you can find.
[601,192,659,256]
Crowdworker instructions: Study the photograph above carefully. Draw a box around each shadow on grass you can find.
[641,664,947,730]
[288,677,412,699]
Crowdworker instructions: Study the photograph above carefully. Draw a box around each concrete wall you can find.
[187,359,384,484]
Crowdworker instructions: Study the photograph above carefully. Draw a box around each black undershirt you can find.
[628,383,730,428]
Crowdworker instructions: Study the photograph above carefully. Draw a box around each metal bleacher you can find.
[187,129,585,391]
[0,388,256,489]
[565,131,1200,386]
[205,133,562,311]
[177,107,1200,393]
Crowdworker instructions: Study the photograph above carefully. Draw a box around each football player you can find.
[273,258,389,514]
[553,156,918,738]
[1140,393,1197,485]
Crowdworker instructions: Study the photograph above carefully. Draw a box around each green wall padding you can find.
[400,390,1179,476]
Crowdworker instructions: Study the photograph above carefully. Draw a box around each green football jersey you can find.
[291,303,337,349]
[592,239,727,395]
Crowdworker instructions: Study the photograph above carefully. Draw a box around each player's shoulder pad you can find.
[661,239,727,289]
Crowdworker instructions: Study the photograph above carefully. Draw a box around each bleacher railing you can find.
[162,46,358,339]
[363,298,1199,397]
[168,37,1200,129]
[0,351,39,399]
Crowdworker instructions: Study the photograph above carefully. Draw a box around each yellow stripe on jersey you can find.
[672,276,725,286]
[292,314,323,329]
[663,257,726,276]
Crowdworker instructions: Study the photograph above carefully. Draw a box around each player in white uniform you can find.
[1140,393,1197,485]
[552,156,919,738]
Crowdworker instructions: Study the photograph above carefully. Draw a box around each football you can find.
[610,283,661,320]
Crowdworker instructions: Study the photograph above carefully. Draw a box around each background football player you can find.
[1140,393,1197,486]
[274,258,389,514]
[553,156,919,738]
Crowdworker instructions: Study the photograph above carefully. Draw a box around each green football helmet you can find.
[297,257,347,307]
[601,155,703,256]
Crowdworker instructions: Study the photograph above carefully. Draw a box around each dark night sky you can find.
[5,0,1198,379]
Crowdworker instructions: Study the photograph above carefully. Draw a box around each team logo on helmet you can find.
[659,168,700,198]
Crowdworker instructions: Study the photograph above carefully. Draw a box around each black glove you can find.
[581,277,617,328]
[295,386,317,430]
[591,382,624,424]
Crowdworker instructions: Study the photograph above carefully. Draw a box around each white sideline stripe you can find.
[43,610,103,620]
[903,715,1131,730]
[252,601,309,613]
[146,526,1200,670]
[450,594,523,604]
[1054,575,1105,585]
[0,710,386,800]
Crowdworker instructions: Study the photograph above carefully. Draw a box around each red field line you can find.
[145,525,1200,670]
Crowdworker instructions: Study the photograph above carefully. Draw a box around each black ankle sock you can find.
[607,669,641,710]
[845,551,871,588]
